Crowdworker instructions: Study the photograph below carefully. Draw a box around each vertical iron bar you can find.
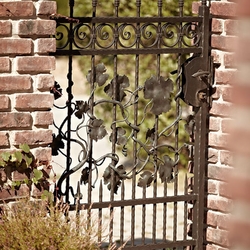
[183,175,188,240]
[109,0,120,245]
[163,181,167,244]
[65,0,74,203]
[142,186,146,245]
[120,181,125,245]
[193,4,210,250]
[98,180,103,243]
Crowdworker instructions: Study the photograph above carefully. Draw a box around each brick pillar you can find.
[0,1,56,200]
[193,1,237,249]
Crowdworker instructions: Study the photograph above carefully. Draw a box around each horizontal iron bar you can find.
[53,47,202,56]
[54,16,202,24]
[69,194,197,210]
[123,240,196,249]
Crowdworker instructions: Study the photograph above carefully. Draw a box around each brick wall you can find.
[193,1,237,249]
[0,1,56,200]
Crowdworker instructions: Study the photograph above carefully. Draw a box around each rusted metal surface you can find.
[51,0,212,249]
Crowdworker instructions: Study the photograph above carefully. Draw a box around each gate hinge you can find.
[173,56,217,108]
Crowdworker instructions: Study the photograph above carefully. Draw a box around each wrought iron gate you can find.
[51,0,213,249]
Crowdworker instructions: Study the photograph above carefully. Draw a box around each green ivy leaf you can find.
[24,155,32,167]
[14,151,23,163]
[33,169,43,181]
[23,178,29,185]
[12,181,21,188]
[2,152,10,162]
[19,143,30,154]
[0,160,6,167]
[41,190,54,203]
[31,177,38,185]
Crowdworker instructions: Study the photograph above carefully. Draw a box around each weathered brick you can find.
[224,53,235,69]
[0,132,9,147]
[207,211,229,230]
[0,38,32,55]
[0,21,11,36]
[0,75,32,93]
[32,147,52,162]
[225,20,238,36]
[206,227,229,247]
[218,182,230,199]
[31,181,50,198]
[209,117,220,132]
[220,150,232,166]
[34,38,56,54]
[37,1,57,16]
[221,119,232,134]
[34,111,53,127]
[0,112,32,130]
[208,148,218,164]
[14,130,53,146]
[206,244,218,250]
[0,57,10,73]
[207,179,218,195]
[36,74,54,91]
[209,132,230,148]
[215,69,236,85]
[210,102,231,117]
[18,20,56,36]
[208,165,232,182]
[0,2,34,17]
[0,184,30,201]
[212,35,236,52]
[212,19,223,34]
[0,95,10,111]
[221,87,232,102]
[207,195,231,213]
[211,50,223,65]
[15,93,54,111]
[16,56,55,73]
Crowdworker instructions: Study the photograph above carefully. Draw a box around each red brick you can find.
[0,2,34,17]
[15,93,54,111]
[225,20,238,36]
[0,95,10,111]
[218,182,230,199]
[18,20,56,36]
[207,211,229,230]
[207,195,231,213]
[210,102,231,117]
[221,87,232,102]
[31,181,50,198]
[0,21,11,36]
[0,75,32,93]
[220,150,232,166]
[208,165,231,182]
[224,53,235,69]
[212,35,236,52]
[37,1,57,16]
[16,56,55,73]
[211,50,223,65]
[0,57,10,73]
[206,227,229,247]
[13,171,30,182]
[212,19,223,34]
[34,111,53,127]
[14,130,53,146]
[0,132,9,147]
[32,147,52,162]
[215,69,236,85]
[209,117,220,132]
[207,179,218,195]
[36,74,54,91]
[221,119,233,134]
[209,133,230,149]
[208,148,218,164]
[210,2,236,18]
[0,184,30,201]
[35,38,56,54]
[206,244,218,250]
[0,38,32,55]
[0,112,32,130]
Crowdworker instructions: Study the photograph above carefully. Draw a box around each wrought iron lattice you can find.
[51,1,212,249]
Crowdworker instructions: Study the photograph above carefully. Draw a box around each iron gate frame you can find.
[50,1,212,249]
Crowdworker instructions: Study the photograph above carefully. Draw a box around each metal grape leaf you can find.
[80,167,89,185]
[50,81,62,100]
[109,127,127,146]
[137,171,154,188]
[159,155,174,183]
[89,118,107,141]
[144,76,173,116]
[75,101,90,119]
[86,63,109,86]
[103,165,127,193]
[50,134,64,156]
[104,75,130,101]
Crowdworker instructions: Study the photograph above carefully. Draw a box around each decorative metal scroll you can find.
[53,20,201,51]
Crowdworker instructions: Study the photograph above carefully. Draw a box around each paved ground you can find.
[51,58,190,247]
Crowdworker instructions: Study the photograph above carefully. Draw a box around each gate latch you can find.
[173,56,216,108]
